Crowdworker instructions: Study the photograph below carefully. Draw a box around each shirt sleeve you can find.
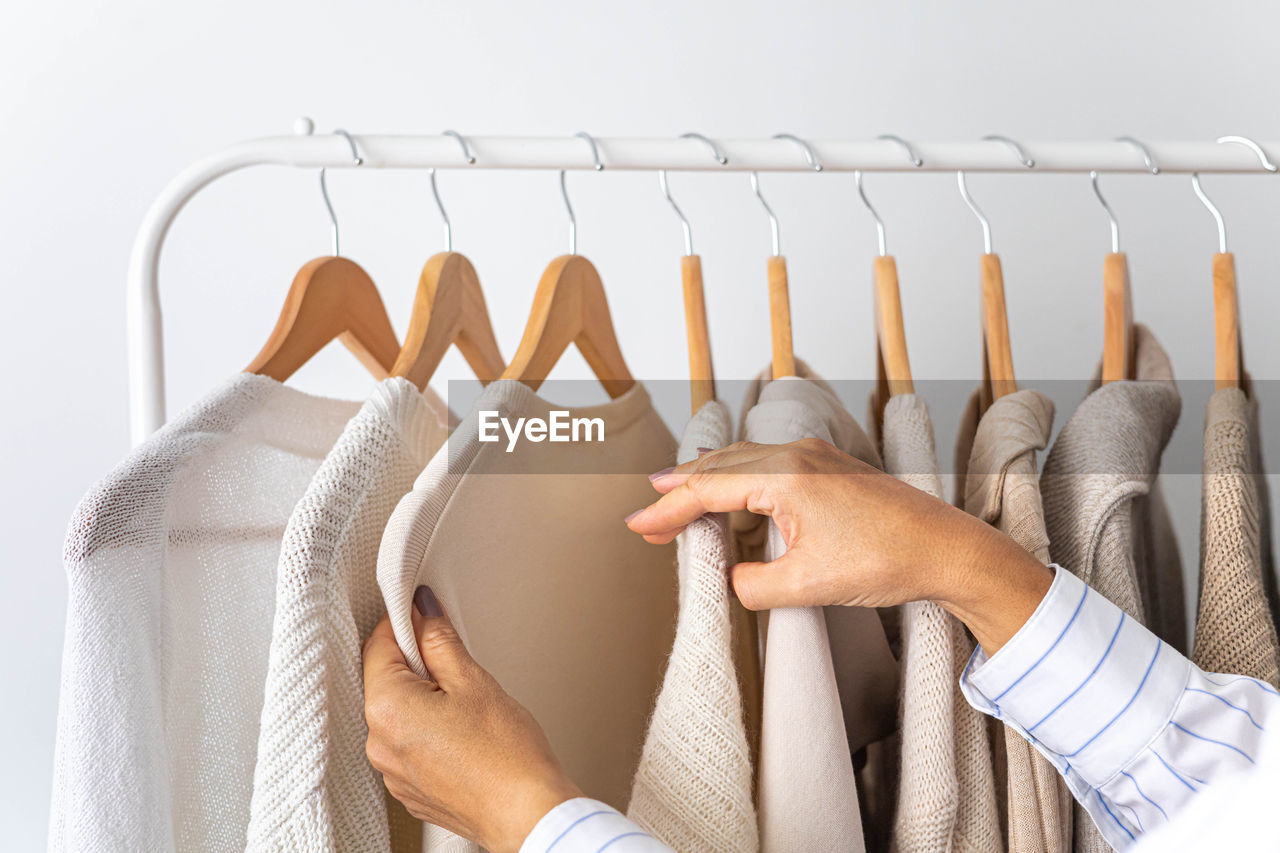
[518,798,673,853]
[960,564,1279,850]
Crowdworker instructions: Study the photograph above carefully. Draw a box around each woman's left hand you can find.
[362,587,582,853]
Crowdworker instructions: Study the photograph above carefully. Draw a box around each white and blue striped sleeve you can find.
[518,798,672,853]
[960,564,1279,851]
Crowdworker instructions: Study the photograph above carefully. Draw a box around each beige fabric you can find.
[247,379,452,853]
[1040,324,1184,853]
[1193,383,1280,687]
[737,365,899,853]
[957,387,1069,853]
[377,381,678,850]
[871,393,1001,853]
[628,400,758,853]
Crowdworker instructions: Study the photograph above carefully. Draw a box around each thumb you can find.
[729,551,815,610]
[411,585,479,690]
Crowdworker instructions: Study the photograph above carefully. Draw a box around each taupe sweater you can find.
[956,387,1070,853]
[1193,381,1280,687]
[1039,324,1185,853]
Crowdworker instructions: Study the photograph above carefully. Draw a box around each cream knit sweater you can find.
[628,400,758,853]
[878,393,1000,853]
[1040,325,1184,853]
[956,387,1066,853]
[1193,383,1280,687]
[247,378,452,853]
[51,375,359,852]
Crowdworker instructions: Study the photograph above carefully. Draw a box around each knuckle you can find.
[364,695,399,733]
[418,625,462,653]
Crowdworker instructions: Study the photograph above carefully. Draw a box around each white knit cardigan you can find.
[627,400,758,853]
[51,374,359,852]
[247,378,452,853]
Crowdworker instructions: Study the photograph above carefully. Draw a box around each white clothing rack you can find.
[127,133,1280,445]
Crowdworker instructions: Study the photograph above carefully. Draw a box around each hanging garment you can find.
[1039,325,1183,853]
[377,379,678,850]
[737,364,899,853]
[872,393,1001,853]
[1193,379,1280,687]
[50,375,360,853]
[246,378,453,853]
[955,387,1069,853]
[627,399,758,853]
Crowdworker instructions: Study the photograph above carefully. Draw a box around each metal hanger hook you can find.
[773,133,823,171]
[560,132,604,254]
[750,173,782,257]
[428,130,476,252]
[1217,135,1278,172]
[1116,136,1160,174]
[1191,174,1227,254]
[983,134,1035,168]
[956,172,992,254]
[318,128,363,256]
[658,133,726,256]
[1090,171,1120,254]
[858,135,923,256]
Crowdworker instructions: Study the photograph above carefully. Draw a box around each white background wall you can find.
[4,1,1280,847]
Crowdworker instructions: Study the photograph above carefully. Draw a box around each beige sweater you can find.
[1193,382,1280,687]
[1039,324,1184,853]
[627,399,758,853]
[956,387,1069,853]
[874,393,1001,853]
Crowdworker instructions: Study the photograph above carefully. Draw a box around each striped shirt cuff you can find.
[518,798,671,853]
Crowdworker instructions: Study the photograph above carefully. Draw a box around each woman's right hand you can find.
[625,438,1053,654]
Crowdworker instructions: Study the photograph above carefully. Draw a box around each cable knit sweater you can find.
[956,387,1066,853]
[1193,382,1280,687]
[875,393,1000,853]
[627,400,758,853]
[1039,324,1184,853]
[51,375,359,852]
[247,378,452,853]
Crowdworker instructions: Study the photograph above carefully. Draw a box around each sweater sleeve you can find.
[960,565,1279,850]
[519,799,672,853]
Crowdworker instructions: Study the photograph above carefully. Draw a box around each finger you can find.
[627,460,784,538]
[649,441,782,493]
[363,613,413,679]
[409,586,481,691]
[730,552,818,610]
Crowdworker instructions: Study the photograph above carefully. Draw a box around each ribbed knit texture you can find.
[875,394,998,853]
[50,374,359,852]
[246,378,452,853]
[628,400,758,853]
[738,365,898,853]
[1193,384,1280,687]
[1040,324,1183,853]
[956,387,1065,853]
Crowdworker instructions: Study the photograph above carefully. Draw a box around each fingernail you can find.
[624,509,643,525]
[697,447,713,455]
[648,466,676,482]
[413,585,443,619]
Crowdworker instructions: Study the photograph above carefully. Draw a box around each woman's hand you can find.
[362,587,582,853]
[626,438,1053,653]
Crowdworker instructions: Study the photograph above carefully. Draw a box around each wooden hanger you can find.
[659,165,717,413]
[1100,251,1134,384]
[856,167,915,420]
[501,253,635,397]
[958,170,1017,410]
[247,137,402,382]
[1193,171,1244,391]
[502,146,635,397]
[246,255,401,381]
[751,172,795,378]
[390,251,505,388]
[390,159,505,389]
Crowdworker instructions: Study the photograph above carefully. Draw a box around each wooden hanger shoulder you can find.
[390,251,505,390]
[681,254,716,413]
[1213,251,1241,390]
[980,252,1016,407]
[768,255,795,379]
[501,254,635,398]
[1101,251,1134,384]
[245,256,400,382]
